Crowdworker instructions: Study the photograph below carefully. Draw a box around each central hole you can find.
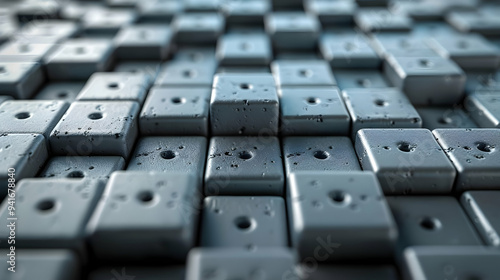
[15,112,31,119]
[476,142,493,153]
[0,66,6,74]
[160,150,176,159]
[374,99,388,107]
[19,44,30,53]
[137,191,154,203]
[171,97,185,104]
[240,83,252,90]
[240,42,251,50]
[67,170,84,178]
[357,79,371,87]
[88,112,103,120]
[329,190,346,203]
[108,82,120,89]
[57,92,68,98]
[438,117,453,124]
[238,151,253,160]
[307,97,319,104]
[420,217,441,231]
[457,40,469,49]
[419,59,433,68]
[75,47,86,54]
[398,142,415,152]
[37,199,55,212]
[182,69,195,78]
[298,69,313,77]
[234,216,254,230]
[313,150,329,160]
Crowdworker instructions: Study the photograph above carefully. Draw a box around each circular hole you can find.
[234,216,254,231]
[398,142,416,152]
[108,82,120,89]
[240,42,251,50]
[328,190,351,206]
[420,217,441,231]
[457,40,469,49]
[374,99,388,107]
[383,146,391,150]
[298,69,313,78]
[438,117,453,124]
[137,190,154,203]
[464,146,471,150]
[238,151,253,160]
[344,42,356,51]
[57,91,68,98]
[171,97,185,104]
[182,69,195,78]
[0,66,6,74]
[37,199,55,212]
[19,44,30,53]
[476,142,493,153]
[189,52,203,62]
[75,47,86,54]
[307,97,319,104]
[357,78,371,87]
[138,30,148,39]
[419,59,433,68]
[67,170,84,178]
[313,150,329,160]
[15,112,31,119]
[160,150,176,159]
[240,83,252,90]
[88,112,103,120]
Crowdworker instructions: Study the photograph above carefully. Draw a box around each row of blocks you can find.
[2,128,500,199]
[1,172,499,278]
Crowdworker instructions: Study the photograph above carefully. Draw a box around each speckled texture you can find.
[271,60,336,87]
[204,136,284,196]
[0,62,45,99]
[39,156,125,180]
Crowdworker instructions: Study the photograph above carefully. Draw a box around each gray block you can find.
[137,0,182,23]
[76,72,152,104]
[265,12,320,50]
[114,25,172,60]
[221,0,270,26]
[184,0,221,12]
[0,41,56,62]
[355,9,412,33]
[305,0,356,26]
[87,171,200,260]
[216,33,272,66]
[89,266,185,280]
[301,265,399,280]
[0,134,48,198]
[355,129,456,194]
[201,196,288,248]
[283,137,361,178]
[279,87,350,136]
[127,137,207,183]
[210,73,279,136]
[113,61,161,81]
[0,250,80,280]
[0,62,45,99]
[461,191,500,247]
[387,196,482,248]
[433,129,500,191]
[404,246,500,280]
[49,101,139,158]
[139,87,210,136]
[417,107,477,130]
[171,47,216,65]
[172,13,224,44]
[342,88,422,138]
[320,33,380,68]
[186,248,297,280]
[0,178,104,252]
[369,33,439,58]
[82,8,137,36]
[427,34,500,70]
[447,10,500,36]
[14,20,80,44]
[40,156,125,180]
[271,60,336,88]
[384,55,466,106]
[155,60,217,87]
[288,171,398,260]
[45,39,114,81]
[0,100,69,140]
[334,70,390,90]
[205,136,284,196]
[34,82,85,102]
[465,92,500,128]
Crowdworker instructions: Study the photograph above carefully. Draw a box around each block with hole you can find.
[0,134,48,200]
[34,82,85,102]
[204,136,284,196]
[342,88,422,138]
[139,87,210,136]
[0,40,57,63]
[464,91,500,128]
[354,8,412,33]
[44,39,114,81]
[86,171,200,260]
[304,0,357,26]
[265,12,320,50]
[433,129,500,192]
[200,196,288,248]
[49,101,139,159]
[334,70,390,90]
[287,171,398,260]
[76,72,152,105]
[271,60,336,88]
[0,178,105,255]
[320,32,380,68]
[384,55,466,106]
[0,62,45,99]
[39,156,125,180]
[355,128,456,194]
[210,73,279,136]
[216,32,272,66]
[416,107,477,130]
[279,87,350,136]
[172,13,224,44]
[81,7,137,36]
[221,0,270,26]
[282,137,360,178]
[127,136,207,184]
[155,59,217,87]
[0,100,69,140]
[114,25,172,60]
